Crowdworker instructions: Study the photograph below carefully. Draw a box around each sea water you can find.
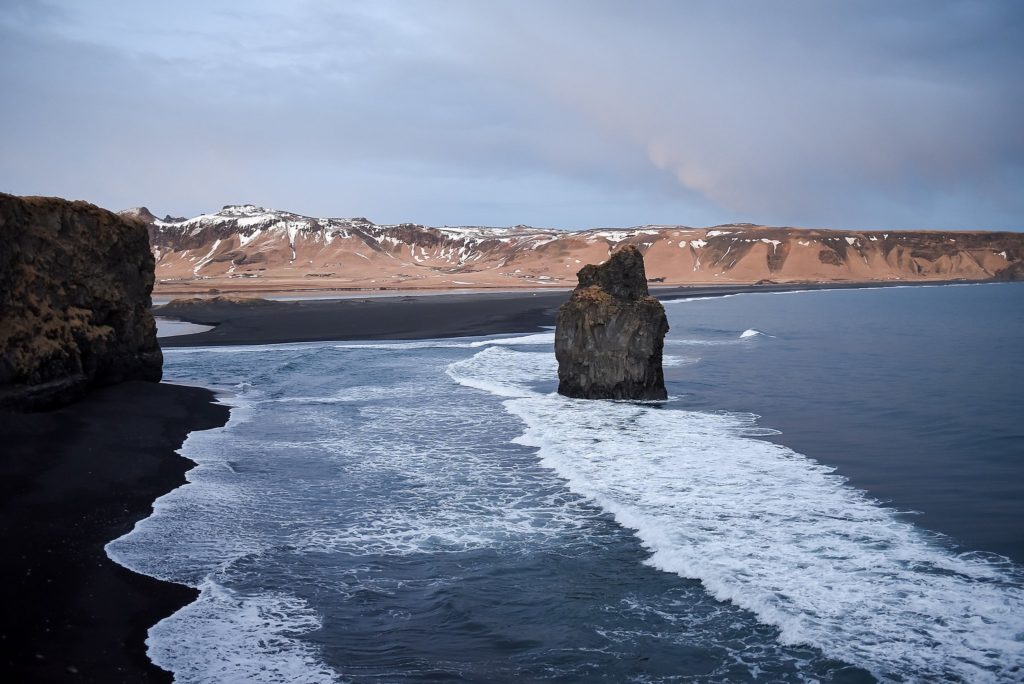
[108,283,1024,682]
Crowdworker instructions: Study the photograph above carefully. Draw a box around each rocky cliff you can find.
[132,205,1024,295]
[1,194,162,410]
[555,246,669,400]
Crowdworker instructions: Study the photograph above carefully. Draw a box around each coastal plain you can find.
[154,282,917,348]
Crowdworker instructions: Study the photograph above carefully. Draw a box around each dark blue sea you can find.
[109,283,1024,682]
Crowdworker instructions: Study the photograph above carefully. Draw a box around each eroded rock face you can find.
[555,246,669,400]
[0,194,162,410]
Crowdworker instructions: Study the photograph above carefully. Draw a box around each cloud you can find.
[0,0,1021,229]
[436,0,1024,226]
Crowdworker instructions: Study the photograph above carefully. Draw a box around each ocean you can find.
[108,283,1024,682]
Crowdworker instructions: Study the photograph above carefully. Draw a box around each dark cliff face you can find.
[555,246,669,400]
[0,194,162,410]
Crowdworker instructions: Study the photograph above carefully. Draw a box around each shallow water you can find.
[109,283,1024,682]
[154,317,215,338]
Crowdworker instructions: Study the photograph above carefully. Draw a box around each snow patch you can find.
[192,239,222,276]
[238,229,263,248]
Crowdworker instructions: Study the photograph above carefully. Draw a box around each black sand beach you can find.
[0,381,229,682]
[157,282,898,347]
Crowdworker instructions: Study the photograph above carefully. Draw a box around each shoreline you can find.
[5,279,1012,680]
[150,276,998,303]
[158,279,995,348]
[0,381,230,682]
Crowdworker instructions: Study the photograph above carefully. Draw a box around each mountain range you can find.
[121,205,1024,295]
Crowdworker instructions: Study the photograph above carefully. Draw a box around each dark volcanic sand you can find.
[157,283,906,347]
[0,381,229,682]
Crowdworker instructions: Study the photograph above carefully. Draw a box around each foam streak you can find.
[451,347,1024,682]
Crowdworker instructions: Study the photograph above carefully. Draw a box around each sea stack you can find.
[555,246,669,400]
[0,194,163,410]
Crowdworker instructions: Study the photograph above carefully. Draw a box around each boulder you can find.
[0,194,162,410]
[555,246,669,399]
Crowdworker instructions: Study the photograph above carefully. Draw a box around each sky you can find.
[1,1,1021,230]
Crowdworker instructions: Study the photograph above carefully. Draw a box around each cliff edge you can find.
[555,246,669,400]
[0,194,162,410]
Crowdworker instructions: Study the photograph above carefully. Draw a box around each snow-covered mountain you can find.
[122,205,1024,295]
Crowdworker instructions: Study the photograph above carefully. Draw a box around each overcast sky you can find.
[1,1,1021,229]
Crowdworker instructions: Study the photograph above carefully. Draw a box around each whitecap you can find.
[447,346,555,398]
[739,328,774,338]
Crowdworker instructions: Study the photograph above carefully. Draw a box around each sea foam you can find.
[448,346,1024,682]
[148,580,339,684]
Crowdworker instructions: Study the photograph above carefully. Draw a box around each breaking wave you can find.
[447,346,1024,682]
